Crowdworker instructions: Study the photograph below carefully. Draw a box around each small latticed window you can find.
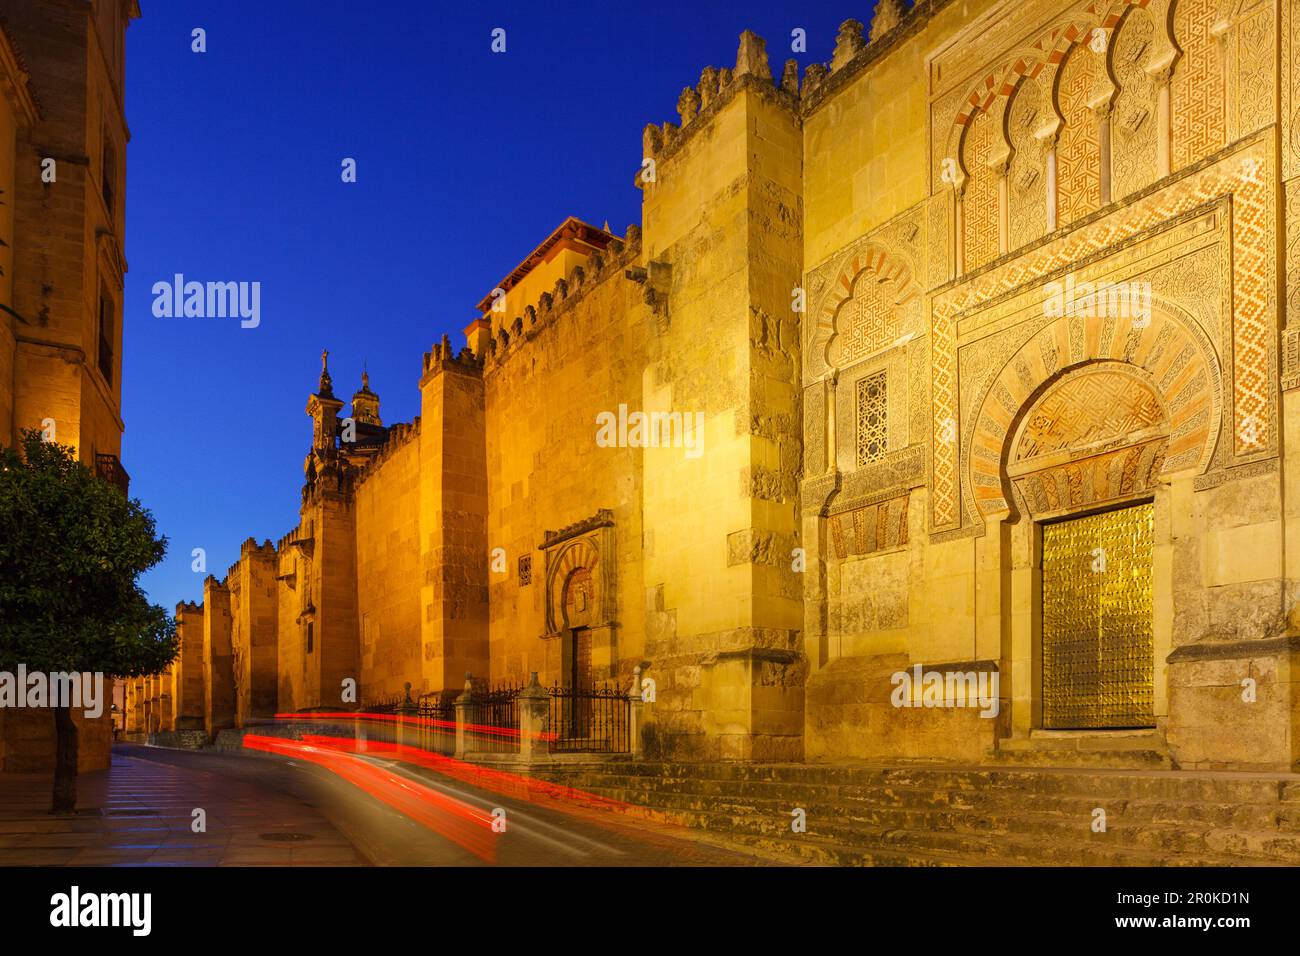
[518,555,532,586]
[856,370,888,465]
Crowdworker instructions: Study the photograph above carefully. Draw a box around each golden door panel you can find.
[1041,502,1154,729]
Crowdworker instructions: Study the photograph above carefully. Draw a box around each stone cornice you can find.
[1166,635,1300,664]
[543,508,615,549]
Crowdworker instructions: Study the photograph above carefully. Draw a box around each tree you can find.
[0,431,176,812]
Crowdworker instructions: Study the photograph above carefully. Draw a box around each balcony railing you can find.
[94,453,130,495]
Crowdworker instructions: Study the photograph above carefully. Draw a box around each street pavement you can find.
[0,743,775,866]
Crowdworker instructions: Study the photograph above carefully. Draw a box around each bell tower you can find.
[350,369,382,427]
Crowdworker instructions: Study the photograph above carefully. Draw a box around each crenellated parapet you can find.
[642,30,797,178]
[240,537,278,560]
[642,6,923,160]
[422,333,483,378]
[175,600,202,616]
[351,415,423,488]
[800,2,925,114]
[482,223,642,372]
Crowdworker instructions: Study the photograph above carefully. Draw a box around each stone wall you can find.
[798,0,1299,770]
[228,539,279,725]
[481,238,647,688]
[201,577,234,740]
[145,0,1300,773]
[353,426,423,698]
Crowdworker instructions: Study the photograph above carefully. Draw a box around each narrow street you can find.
[0,743,770,867]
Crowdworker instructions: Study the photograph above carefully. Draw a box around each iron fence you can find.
[467,682,521,754]
[408,690,457,755]
[548,683,629,754]
[358,679,632,757]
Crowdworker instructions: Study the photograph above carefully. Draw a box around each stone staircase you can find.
[537,762,1300,866]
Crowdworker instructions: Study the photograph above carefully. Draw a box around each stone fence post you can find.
[629,665,644,759]
[396,681,415,751]
[517,671,550,765]
[454,672,473,760]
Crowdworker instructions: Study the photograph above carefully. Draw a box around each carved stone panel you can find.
[541,510,616,637]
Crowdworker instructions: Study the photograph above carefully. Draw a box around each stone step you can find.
[548,771,1296,824]
[607,786,1295,845]
[571,782,1300,864]
[585,775,1294,827]
[548,763,1296,804]
[990,747,1172,770]
[624,801,1269,867]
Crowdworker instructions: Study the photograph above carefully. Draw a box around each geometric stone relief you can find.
[1010,366,1169,516]
[1171,0,1226,171]
[541,510,615,637]
[928,191,953,289]
[1109,6,1160,201]
[1013,437,1167,516]
[839,277,898,367]
[836,346,910,474]
[929,136,1276,532]
[856,370,889,465]
[1287,0,1300,179]
[803,382,828,472]
[1286,178,1300,390]
[962,107,1000,270]
[831,444,926,513]
[1007,76,1048,249]
[1056,42,1103,226]
[1228,0,1276,143]
[805,237,921,381]
[1015,367,1166,460]
[966,311,1218,520]
[829,492,909,560]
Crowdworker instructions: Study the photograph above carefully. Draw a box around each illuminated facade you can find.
[136,0,1300,772]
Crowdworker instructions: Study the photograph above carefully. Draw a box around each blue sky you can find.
[124,0,867,611]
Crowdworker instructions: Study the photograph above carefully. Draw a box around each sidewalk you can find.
[0,747,366,866]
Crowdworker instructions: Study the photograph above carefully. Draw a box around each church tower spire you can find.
[306,348,344,451]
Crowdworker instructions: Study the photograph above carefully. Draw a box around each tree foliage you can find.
[0,431,176,677]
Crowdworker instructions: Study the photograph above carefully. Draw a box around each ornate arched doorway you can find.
[1009,364,1168,729]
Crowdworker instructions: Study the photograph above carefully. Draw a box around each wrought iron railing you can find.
[359,680,632,757]
[468,682,521,754]
[548,683,629,754]
[408,691,457,755]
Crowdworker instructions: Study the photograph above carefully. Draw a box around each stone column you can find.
[1096,101,1112,206]
[1154,69,1172,178]
[517,672,550,764]
[1045,142,1058,232]
[824,371,838,474]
